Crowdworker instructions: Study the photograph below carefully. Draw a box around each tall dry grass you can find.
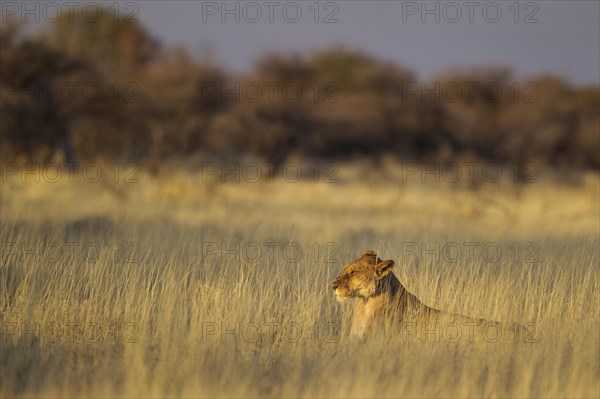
[1,161,599,398]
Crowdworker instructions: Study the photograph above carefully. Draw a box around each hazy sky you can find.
[8,1,600,84]
[129,1,600,84]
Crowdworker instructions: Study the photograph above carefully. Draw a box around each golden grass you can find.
[1,161,599,398]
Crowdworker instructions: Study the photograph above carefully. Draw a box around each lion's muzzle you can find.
[331,279,341,290]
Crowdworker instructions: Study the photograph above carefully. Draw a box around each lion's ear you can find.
[375,259,395,279]
[360,250,378,264]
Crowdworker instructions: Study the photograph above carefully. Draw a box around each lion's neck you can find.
[350,274,402,339]
[350,273,433,339]
[364,273,413,312]
[374,272,402,297]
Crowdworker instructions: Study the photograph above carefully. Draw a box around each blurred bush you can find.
[1,8,598,172]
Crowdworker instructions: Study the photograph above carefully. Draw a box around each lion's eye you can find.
[349,271,356,276]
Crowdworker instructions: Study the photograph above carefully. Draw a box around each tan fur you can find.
[331,250,487,340]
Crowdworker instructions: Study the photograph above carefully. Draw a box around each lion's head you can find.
[330,250,396,302]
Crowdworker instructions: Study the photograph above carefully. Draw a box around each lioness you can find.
[331,250,495,340]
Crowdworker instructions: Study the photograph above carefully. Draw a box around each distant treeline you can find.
[1,8,598,171]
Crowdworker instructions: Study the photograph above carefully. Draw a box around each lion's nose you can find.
[331,281,339,290]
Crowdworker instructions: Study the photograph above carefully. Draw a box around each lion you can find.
[331,250,505,341]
